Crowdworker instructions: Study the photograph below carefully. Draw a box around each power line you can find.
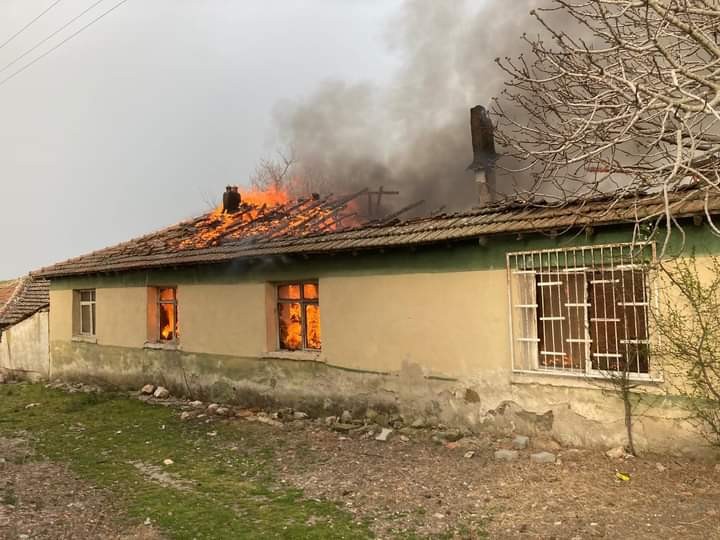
[0,0,106,77]
[0,0,64,51]
[0,0,129,90]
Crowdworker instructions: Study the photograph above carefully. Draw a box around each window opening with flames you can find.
[157,287,178,342]
[507,243,655,378]
[277,281,320,351]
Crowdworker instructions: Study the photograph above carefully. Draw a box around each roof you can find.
[0,276,49,327]
[35,186,720,279]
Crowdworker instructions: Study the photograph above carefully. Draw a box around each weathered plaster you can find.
[49,340,714,457]
[1,311,49,380]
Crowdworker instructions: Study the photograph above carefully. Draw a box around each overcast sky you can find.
[0,0,406,279]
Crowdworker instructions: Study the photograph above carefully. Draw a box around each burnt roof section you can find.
[35,187,720,279]
[0,276,49,327]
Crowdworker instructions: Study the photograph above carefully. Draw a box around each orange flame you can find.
[240,185,289,207]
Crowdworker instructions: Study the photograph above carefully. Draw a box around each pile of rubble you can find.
[135,383,572,462]
[44,381,102,394]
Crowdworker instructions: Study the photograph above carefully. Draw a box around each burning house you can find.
[33,110,720,456]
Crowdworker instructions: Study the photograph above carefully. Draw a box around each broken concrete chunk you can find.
[605,446,626,459]
[206,403,220,415]
[153,387,169,399]
[255,416,283,428]
[434,429,463,443]
[464,451,475,459]
[331,423,355,433]
[340,410,353,423]
[140,384,155,395]
[530,451,556,464]
[512,435,530,450]
[410,417,428,429]
[494,449,519,462]
[375,428,393,442]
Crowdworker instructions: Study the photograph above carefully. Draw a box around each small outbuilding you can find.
[0,275,49,381]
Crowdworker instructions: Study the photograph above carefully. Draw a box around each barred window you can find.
[507,243,654,376]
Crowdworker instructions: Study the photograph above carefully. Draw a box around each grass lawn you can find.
[0,384,372,539]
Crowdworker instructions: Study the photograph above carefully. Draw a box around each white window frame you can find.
[506,242,659,382]
[77,289,96,337]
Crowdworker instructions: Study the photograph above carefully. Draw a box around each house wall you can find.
[46,227,720,457]
[0,310,49,380]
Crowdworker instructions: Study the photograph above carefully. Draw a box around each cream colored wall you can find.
[49,271,512,379]
[96,287,147,348]
[320,270,510,377]
[49,289,73,342]
[0,311,49,380]
[179,283,267,357]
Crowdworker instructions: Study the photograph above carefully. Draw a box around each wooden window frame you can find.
[276,280,320,351]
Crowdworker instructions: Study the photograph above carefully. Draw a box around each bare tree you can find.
[493,1,720,212]
[249,146,332,196]
[654,254,720,446]
[249,147,297,192]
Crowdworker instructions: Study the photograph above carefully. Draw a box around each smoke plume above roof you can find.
[269,0,543,213]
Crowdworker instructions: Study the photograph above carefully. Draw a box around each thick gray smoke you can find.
[270,0,542,213]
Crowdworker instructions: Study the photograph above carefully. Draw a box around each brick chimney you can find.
[466,105,497,205]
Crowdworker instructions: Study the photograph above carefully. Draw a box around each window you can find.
[150,287,178,342]
[507,243,654,376]
[276,281,321,350]
[76,289,96,336]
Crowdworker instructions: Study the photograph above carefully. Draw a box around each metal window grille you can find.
[78,289,96,336]
[277,281,321,351]
[507,243,655,377]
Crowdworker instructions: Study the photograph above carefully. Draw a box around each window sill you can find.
[262,350,322,362]
[144,341,181,351]
[511,369,664,389]
[72,335,97,344]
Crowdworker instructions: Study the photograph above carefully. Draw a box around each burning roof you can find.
[35,186,720,279]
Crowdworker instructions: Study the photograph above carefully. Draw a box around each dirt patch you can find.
[241,421,720,539]
[130,461,195,492]
[0,437,163,540]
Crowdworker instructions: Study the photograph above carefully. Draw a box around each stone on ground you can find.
[180,411,191,421]
[206,403,220,414]
[494,449,519,462]
[375,428,393,442]
[512,435,530,450]
[140,384,155,395]
[331,423,355,433]
[605,446,626,459]
[215,407,230,416]
[293,411,309,420]
[340,410,353,423]
[152,386,169,399]
[530,451,556,464]
[188,400,203,408]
